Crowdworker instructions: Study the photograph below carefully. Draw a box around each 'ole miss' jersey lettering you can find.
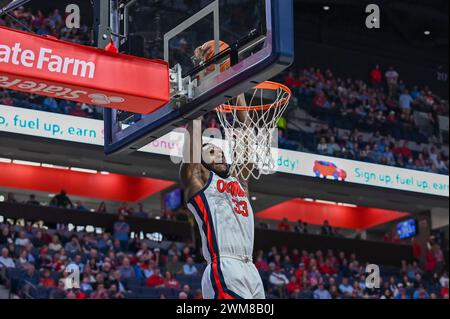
[187,171,254,264]
[216,179,247,198]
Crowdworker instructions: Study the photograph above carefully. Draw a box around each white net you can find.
[216,81,291,180]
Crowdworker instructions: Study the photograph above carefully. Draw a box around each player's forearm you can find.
[235,93,249,124]
[183,119,202,163]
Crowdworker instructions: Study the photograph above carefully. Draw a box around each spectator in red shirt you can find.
[285,71,302,89]
[40,269,56,288]
[295,263,305,281]
[441,282,449,299]
[393,141,412,159]
[313,91,327,108]
[146,268,165,287]
[164,271,181,289]
[277,218,291,232]
[319,260,336,276]
[286,276,301,297]
[301,250,310,268]
[255,256,270,272]
[370,64,382,88]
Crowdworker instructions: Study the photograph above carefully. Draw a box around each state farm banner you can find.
[0,26,170,114]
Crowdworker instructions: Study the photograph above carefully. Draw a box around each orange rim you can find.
[217,81,292,113]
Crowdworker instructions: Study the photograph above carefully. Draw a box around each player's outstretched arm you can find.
[234,93,253,192]
[180,119,205,200]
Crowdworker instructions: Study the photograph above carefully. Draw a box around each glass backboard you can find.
[104,0,294,155]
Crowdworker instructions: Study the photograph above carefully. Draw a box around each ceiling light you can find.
[12,160,41,166]
[315,199,337,205]
[42,163,69,169]
[70,167,98,174]
[340,203,358,208]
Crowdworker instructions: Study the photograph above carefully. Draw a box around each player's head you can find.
[201,143,230,178]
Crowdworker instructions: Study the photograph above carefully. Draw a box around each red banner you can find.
[0,26,170,114]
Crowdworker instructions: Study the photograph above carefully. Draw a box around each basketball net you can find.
[216,81,291,180]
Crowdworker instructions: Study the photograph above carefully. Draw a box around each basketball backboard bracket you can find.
[102,0,294,155]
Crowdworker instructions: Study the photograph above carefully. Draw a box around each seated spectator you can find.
[64,235,81,254]
[0,247,15,282]
[21,264,40,295]
[14,231,30,247]
[399,90,413,111]
[183,257,198,276]
[6,192,18,203]
[90,283,109,299]
[164,271,181,290]
[293,220,308,234]
[181,284,193,299]
[326,136,341,156]
[50,190,73,209]
[313,91,327,108]
[285,71,302,90]
[166,255,183,275]
[269,265,289,298]
[178,291,188,300]
[79,275,94,295]
[319,260,337,275]
[320,220,334,236]
[25,194,40,206]
[40,269,56,288]
[97,234,113,253]
[50,280,68,299]
[48,235,63,252]
[317,137,328,155]
[134,203,148,219]
[108,284,125,299]
[255,256,270,272]
[74,201,88,212]
[286,276,301,298]
[413,286,430,299]
[118,257,135,280]
[314,282,332,299]
[146,268,164,287]
[277,218,291,232]
[339,277,354,296]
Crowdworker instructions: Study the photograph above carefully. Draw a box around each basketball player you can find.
[179,43,265,299]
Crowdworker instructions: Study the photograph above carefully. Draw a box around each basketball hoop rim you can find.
[216,81,292,112]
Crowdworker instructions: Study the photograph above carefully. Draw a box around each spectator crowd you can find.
[0,221,447,300]
[278,67,448,174]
